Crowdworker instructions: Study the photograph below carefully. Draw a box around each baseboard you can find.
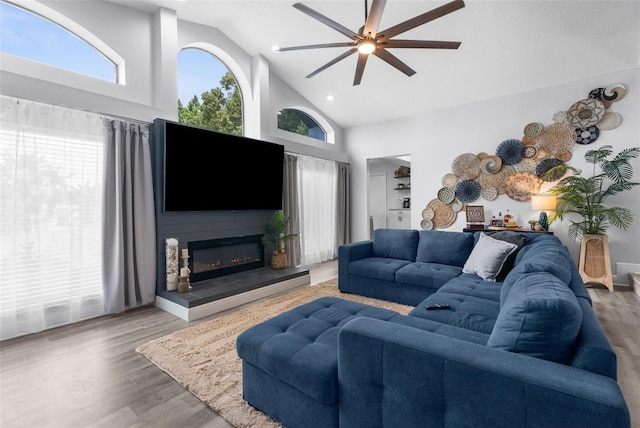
[155,272,310,321]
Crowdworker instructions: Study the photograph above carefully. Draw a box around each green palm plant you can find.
[542,145,640,241]
[262,210,297,253]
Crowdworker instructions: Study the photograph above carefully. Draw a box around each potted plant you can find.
[262,210,297,269]
[543,145,639,290]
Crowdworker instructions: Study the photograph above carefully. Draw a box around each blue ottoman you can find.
[236,296,402,428]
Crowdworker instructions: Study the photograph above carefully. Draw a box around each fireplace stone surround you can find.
[149,124,310,321]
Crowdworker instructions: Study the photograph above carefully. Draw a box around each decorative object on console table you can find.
[262,210,297,269]
[543,145,640,292]
[531,194,556,231]
[465,205,485,229]
[165,238,179,291]
[178,249,191,292]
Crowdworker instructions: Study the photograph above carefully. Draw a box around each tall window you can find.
[278,109,327,142]
[0,96,105,340]
[0,1,118,82]
[177,48,243,135]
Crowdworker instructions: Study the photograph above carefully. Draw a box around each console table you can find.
[463,227,553,235]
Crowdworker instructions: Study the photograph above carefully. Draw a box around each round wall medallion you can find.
[450,199,464,212]
[505,172,541,201]
[495,139,525,165]
[603,83,626,102]
[426,199,456,229]
[420,218,433,230]
[575,126,600,145]
[442,173,459,188]
[437,187,456,204]
[479,155,502,174]
[523,122,544,138]
[481,186,498,201]
[451,153,480,180]
[536,158,565,181]
[538,123,576,154]
[455,180,482,203]
[567,98,606,128]
[422,207,435,220]
[597,112,621,130]
[552,111,569,124]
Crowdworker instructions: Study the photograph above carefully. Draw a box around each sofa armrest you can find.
[338,240,373,293]
[338,318,630,428]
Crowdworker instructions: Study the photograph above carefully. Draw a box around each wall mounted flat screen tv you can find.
[162,121,284,211]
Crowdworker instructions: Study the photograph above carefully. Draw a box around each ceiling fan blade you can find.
[384,39,461,49]
[353,53,369,86]
[362,0,387,37]
[306,48,358,79]
[372,48,416,77]
[277,42,357,52]
[378,0,465,41]
[293,3,359,40]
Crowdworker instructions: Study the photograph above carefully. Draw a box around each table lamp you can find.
[531,194,556,231]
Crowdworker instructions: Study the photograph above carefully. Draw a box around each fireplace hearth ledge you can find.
[154,266,310,321]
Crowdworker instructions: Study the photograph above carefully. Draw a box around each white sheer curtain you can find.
[297,155,338,265]
[0,96,105,340]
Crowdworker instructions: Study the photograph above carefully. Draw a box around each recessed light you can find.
[326,95,335,101]
[272,45,281,52]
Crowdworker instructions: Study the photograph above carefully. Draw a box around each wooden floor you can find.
[1,261,638,428]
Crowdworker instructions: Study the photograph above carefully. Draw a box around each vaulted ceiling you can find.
[107,1,640,129]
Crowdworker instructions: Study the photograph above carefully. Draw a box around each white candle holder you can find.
[165,238,179,291]
[178,253,191,292]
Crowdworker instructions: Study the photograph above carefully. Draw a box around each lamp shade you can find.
[531,194,557,211]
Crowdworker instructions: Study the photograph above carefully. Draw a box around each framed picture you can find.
[465,205,485,223]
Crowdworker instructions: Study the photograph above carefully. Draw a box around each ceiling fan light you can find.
[357,40,376,54]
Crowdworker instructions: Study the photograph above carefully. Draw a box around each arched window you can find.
[277,108,327,142]
[177,47,243,135]
[0,1,120,83]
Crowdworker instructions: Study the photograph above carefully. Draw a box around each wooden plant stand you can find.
[578,234,614,292]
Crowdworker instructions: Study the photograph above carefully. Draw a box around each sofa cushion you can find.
[486,231,527,281]
[462,233,518,281]
[395,262,462,290]
[416,230,474,267]
[348,257,411,282]
[236,297,402,403]
[373,229,419,261]
[488,272,583,363]
[501,245,574,306]
[409,274,501,335]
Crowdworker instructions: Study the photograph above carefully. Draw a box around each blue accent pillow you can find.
[373,229,419,261]
[488,272,583,363]
[416,230,474,267]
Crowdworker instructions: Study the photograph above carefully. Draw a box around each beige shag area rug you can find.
[136,278,412,428]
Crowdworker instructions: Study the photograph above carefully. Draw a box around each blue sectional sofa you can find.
[236,228,630,428]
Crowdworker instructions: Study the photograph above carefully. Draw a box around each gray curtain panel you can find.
[283,153,301,267]
[102,119,156,314]
[337,161,351,246]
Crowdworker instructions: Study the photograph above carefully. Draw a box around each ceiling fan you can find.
[274,0,465,86]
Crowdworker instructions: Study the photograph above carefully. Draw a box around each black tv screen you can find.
[162,121,284,211]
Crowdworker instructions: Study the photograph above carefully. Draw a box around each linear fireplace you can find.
[188,235,265,283]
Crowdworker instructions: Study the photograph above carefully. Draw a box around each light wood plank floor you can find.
[2,262,638,428]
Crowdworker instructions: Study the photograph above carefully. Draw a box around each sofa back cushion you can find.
[488,272,583,363]
[416,230,474,267]
[373,229,419,261]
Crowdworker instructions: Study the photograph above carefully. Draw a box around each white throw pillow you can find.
[462,232,519,281]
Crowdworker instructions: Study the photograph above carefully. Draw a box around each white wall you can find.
[0,1,346,162]
[346,68,640,280]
